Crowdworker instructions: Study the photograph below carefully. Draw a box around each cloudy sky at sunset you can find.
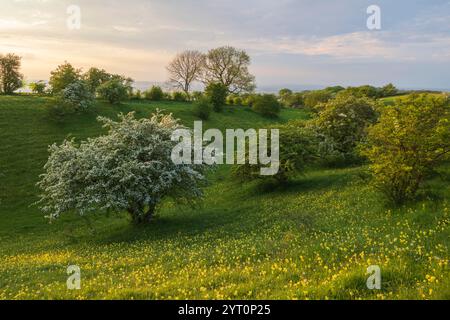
[1,0,450,90]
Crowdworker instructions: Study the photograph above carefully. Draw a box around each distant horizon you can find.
[19,79,450,94]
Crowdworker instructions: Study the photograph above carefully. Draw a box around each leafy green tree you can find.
[283,92,304,108]
[242,94,258,107]
[252,94,281,117]
[29,81,47,94]
[380,83,398,97]
[233,95,243,106]
[324,86,345,95]
[49,62,82,94]
[0,53,24,94]
[361,94,450,204]
[36,112,208,224]
[309,95,378,161]
[97,78,130,104]
[172,91,188,102]
[202,46,256,93]
[278,88,293,98]
[191,91,204,101]
[83,67,111,93]
[233,121,318,183]
[145,86,164,101]
[205,82,228,112]
[337,85,380,99]
[303,90,332,110]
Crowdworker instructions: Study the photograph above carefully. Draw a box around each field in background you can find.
[0,95,448,299]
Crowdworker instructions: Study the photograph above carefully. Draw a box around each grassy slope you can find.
[0,95,448,299]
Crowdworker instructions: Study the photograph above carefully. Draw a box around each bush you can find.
[242,94,257,107]
[49,62,81,94]
[281,92,304,108]
[131,89,142,100]
[226,94,236,105]
[193,98,212,120]
[191,91,204,101]
[205,82,228,112]
[308,95,378,163]
[97,79,129,104]
[36,112,208,224]
[303,90,332,110]
[56,80,94,111]
[232,121,318,183]
[252,94,281,117]
[361,94,450,204]
[29,81,47,94]
[83,67,111,93]
[145,86,164,101]
[172,91,188,102]
[233,96,243,106]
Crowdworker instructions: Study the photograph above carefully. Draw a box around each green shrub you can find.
[252,94,281,117]
[281,92,304,108]
[233,96,243,106]
[131,89,142,100]
[172,91,188,102]
[191,91,204,101]
[361,94,450,204]
[303,90,332,110]
[193,98,212,120]
[83,67,111,93]
[29,81,47,95]
[205,82,228,112]
[97,79,129,104]
[145,86,164,101]
[308,95,378,164]
[232,121,318,183]
[56,80,94,111]
[242,94,257,107]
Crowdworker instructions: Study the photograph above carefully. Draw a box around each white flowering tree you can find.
[37,111,207,224]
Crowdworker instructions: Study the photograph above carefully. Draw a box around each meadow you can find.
[0,95,448,299]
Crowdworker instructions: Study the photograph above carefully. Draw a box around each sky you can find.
[1,0,450,90]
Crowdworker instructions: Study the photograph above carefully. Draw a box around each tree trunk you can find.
[128,204,156,225]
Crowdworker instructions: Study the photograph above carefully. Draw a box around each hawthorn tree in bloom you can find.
[36,111,207,224]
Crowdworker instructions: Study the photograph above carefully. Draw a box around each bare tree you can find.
[166,50,204,96]
[202,46,256,94]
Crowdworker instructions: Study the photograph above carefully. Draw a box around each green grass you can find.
[0,95,448,299]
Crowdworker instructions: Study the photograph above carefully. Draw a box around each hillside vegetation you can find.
[0,95,449,299]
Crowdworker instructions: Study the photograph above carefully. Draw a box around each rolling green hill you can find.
[0,95,448,299]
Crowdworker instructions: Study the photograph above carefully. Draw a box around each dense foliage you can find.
[145,86,164,101]
[97,78,130,104]
[232,121,318,183]
[37,112,208,224]
[361,94,450,204]
[252,94,281,117]
[193,97,212,120]
[83,67,112,93]
[308,95,378,164]
[0,53,23,94]
[205,82,228,112]
[56,80,94,111]
[29,81,47,94]
[49,62,82,94]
